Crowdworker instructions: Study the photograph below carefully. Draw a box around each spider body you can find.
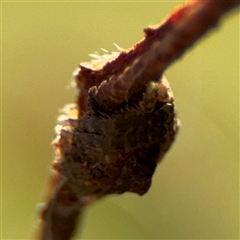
[55,73,178,197]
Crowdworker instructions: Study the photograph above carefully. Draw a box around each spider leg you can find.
[53,104,79,155]
[88,64,139,112]
[140,75,174,112]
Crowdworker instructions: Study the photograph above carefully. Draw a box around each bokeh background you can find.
[2,1,239,239]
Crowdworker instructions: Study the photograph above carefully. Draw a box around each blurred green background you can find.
[2,1,239,239]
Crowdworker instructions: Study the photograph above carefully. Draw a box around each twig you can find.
[33,1,240,240]
[34,168,89,240]
[85,0,240,111]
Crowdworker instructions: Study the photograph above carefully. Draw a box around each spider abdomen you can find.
[58,80,178,196]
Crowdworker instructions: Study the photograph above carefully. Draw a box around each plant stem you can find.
[93,0,240,111]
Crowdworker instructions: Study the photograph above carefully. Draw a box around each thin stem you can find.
[34,169,86,240]
[92,0,240,111]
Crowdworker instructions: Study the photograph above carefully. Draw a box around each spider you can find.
[54,70,178,198]
[53,38,179,200]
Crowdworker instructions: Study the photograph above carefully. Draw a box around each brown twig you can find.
[34,1,239,240]
[34,168,89,240]
[86,0,240,112]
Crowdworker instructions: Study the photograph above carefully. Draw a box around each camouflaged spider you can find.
[54,70,178,197]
